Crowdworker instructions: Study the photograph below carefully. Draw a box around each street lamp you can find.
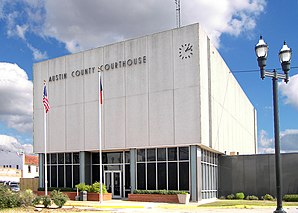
[255,36,292,213]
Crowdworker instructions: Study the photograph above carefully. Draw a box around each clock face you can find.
[179,43,193,59]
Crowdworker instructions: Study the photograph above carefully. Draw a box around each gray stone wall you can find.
[219,153,298,198]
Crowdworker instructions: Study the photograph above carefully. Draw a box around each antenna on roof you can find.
[175,0,181,28]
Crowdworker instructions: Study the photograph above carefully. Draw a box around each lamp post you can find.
[255,36,292,213]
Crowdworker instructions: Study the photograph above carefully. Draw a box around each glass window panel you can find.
[92,165,100,182]
[51,153,57,164]
[157,163,166,190]
[168,148,177,161]
[73,153,80,164]
[137,163,146,189]
[179,162,189,190]
[125,165,130,190]
[147,149,156,162]
[73,165,80,186]
[105,165,121,170]
[65,153,72,164]
[46,154,50,164]
[102,153,107,164]
[168,162,177,190]
[106,152,122,164]
[51,165,57,187]
[65,165,72,188]
[179,147,189,160]
[92,153,100,164]
[125,151,130,163]
[157,148,166,161]
[137,149,145,162]
[58,153,64,164]
[58,165,64,187]
[46,165,50,188]
[147,163,156,190]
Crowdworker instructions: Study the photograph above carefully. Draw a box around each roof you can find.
[24,155,38,166]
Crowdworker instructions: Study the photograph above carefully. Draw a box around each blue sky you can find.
[0,0,297,153]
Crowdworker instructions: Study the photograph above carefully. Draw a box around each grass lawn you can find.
[198,200,298,208]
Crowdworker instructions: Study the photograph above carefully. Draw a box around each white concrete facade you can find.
[33,23,256,155]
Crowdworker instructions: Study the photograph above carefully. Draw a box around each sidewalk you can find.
[64,199,298,212]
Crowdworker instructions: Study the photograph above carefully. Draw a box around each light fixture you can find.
[279,41,292,76]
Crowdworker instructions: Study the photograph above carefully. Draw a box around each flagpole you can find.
[43,81,48,196]
[99,72,103,203]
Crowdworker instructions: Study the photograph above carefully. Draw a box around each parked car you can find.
[9,183,20,192]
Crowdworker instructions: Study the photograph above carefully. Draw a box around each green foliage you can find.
[226,194,235,199]
[246,195,259,200]
[19,189,37,206]
[263,194,274,201]
[133,190,189,195]
[75,183,90,192]
[32,196,42,206]
[235,192,245,200]
[38,187,76,192]
[0,184,22,209]
[89,182,108,193]
[283,194,298,202]
[41,195,52,208]
[219,196,226,200]
[50,190,69,208]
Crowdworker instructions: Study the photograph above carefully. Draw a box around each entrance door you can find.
[104,171,122,198]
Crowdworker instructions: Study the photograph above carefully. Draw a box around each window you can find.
[136,147,189,191]
[28,165,31,173]
[201,149,218,199]
[36,167,38,173]
[44,152,80,188]
[16,165,19,169]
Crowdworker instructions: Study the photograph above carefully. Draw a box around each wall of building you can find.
[208,42,256,155]
[219,153,298,198]
[34,24,204,153]
[22,164,39,178]
[0,151,23,170]
[33,23,256,155]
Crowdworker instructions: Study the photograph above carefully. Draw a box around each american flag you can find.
[100,75,103,105]
[43,81,50,113]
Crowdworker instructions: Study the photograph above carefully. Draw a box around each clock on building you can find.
[179,43,193,59]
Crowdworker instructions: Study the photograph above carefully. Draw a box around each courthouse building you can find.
[33,23,257,201]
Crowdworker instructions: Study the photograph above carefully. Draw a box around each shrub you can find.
[89,182,108,193]
[50,190,69,208]
[263,194,274,201]
[235,192,245,200]
[38,187,76,192]
[41,195,52,208]
[0,185,22,209]
[246,195,259,200]
[226,194,235,199]
[75,183,90,192]
[32,196,42,206]
[133,190,189,195]
[283,194,298,202]
[33,195,53,208]
[19,189,36,206]
[219,196,225,200]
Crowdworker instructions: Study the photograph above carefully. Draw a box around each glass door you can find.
[104,171,122,198]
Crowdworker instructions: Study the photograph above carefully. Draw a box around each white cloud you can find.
[279,74,298,109]
[0,62,33,133]
[0,134,33,154]
[258,129,298,154]
[0,0,266,53]
[27,43,48,61]
[1,0,267,52]
[16,24,28,40]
